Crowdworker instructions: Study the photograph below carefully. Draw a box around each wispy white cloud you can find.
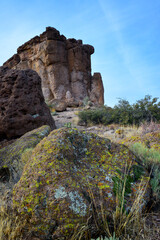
[98,0,160,91]
[98,1,138,80]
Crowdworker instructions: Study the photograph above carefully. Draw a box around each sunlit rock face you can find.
[3,27,104,106]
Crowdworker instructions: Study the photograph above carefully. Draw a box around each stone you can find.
[90,73,104,105]
[0,125,51,202]
[3,27,104,107]
[48,99,67,112]
[0,67,55,140]
[13,128,150,239]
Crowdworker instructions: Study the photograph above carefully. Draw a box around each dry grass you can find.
[0,196,31,240]
[97,125,142,143]
[70,164,153,240]
[140,121,160,135]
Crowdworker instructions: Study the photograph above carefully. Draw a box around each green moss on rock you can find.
[0,125,51,190]
[13,128,150,239]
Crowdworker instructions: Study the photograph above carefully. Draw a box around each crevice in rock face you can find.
[0,167,10,182]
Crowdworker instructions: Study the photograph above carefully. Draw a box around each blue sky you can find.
[0,0,160,106]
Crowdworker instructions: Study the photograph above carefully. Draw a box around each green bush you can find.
[130,143,160,200]
[78,95,160,126]
[78,107,113,125]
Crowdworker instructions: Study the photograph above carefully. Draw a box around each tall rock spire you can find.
[3,27,104,106]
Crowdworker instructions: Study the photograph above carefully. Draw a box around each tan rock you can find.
[48,99,67,112]
[90,72,104,105]
[3,27,104,107]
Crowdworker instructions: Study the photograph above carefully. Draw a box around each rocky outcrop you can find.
[90,73,104,105]
[3,27,104,106]
[0,125,51,200]
[13,128,150,239]
[0,67,55,140]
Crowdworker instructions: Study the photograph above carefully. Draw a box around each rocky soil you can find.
[53,107,130,143]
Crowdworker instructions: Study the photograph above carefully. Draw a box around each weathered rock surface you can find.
[13,128,150,239]
[90,73,104,105]
[48,99,67,112]
[0,67,55,140]
[4,27,104,106]
[0,125,51,201]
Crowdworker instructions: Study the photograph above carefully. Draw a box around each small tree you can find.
[132,95,160,124]
[113,99,133,125]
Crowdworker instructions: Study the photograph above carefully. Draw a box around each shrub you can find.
[78,95,160,126]
[78,106,113,126]
[130,143,160,200]
[132,95,160,124]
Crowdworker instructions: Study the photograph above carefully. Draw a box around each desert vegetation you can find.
[78,95,160,126]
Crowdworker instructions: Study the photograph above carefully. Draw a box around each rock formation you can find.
[3,27,104,106]
[12,128,150,239]
[90,73,104,105]
[0,125,51,199]
[0,67,55,140]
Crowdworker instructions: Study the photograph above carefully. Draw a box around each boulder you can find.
[13,128,150,239]
[0,67,55,140]
[3,27,104,106]
[0,125,51,201]
[48,99,67,112]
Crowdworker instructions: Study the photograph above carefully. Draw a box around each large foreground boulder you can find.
[13,128,150,239]
[0,125,51,200]
[0,67,55,140]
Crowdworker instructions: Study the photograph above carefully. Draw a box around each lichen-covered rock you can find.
[0,125,51,199]
[13,128,150,239]
[0,67,55,140]
[3,27,104,106]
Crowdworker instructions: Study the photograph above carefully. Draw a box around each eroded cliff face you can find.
[3,27,104,106]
